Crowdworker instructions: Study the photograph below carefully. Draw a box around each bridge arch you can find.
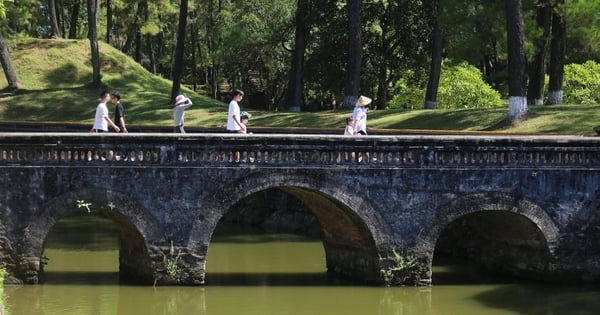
[191,170,394,284]
[415,193,560,282]
[20,188,165,284]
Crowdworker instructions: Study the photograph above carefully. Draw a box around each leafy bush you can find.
[389,61,503,110]
[437,62,503,109]
[563,61,600,104]
[389,70,425,109]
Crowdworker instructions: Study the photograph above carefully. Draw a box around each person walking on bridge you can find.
[111,91,128,133]
[352,95,371,135]
[173,94,193,133]
[88,91,120,160]
[91,91,120,133]
[226,89,245,133]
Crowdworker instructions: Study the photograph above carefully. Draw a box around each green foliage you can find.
[388,69,424,109]
[389,61,502,110]
[161,241,183,279]
[211,0,295,97]
[0,0,12,19]
[566,0,600,62]
[380,249,419,286]
[442,0,507,83]
[563,61,600,104]
[437,62,503,109]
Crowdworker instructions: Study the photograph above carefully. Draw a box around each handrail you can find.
[1,132,600,168]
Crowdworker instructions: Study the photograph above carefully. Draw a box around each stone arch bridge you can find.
[1,132,600,285]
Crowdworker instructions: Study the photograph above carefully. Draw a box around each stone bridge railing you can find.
[1,133,600,168]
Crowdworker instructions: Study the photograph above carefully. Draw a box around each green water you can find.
[3,214,600,315]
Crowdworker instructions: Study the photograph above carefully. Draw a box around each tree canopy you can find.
[1,0,599,111]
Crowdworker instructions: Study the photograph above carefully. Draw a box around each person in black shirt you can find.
[111,91,128,133]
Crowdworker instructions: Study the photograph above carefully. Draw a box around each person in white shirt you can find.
[173,94,193,133]
[226,89,245,133]
[352,95,371,135]
[88,91,120,160]
[91,91,120,133]
[344,117,356,135]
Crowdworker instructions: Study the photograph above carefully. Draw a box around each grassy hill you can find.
[1,38,600,135]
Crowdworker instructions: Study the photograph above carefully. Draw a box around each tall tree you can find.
[0,30,19,91]
[526,0,551,105]
[344,0,362,108]
[0,0,19,91]
[281,0,310,112]
[68,0,81,39]
[424,0,443,109]
[170,0,188,102]
[106,0,112,44]
[140,0,157,74]
[87,0,101,86]
[48,0,62,38]
[547,0,565,105]
[505,0,528,122]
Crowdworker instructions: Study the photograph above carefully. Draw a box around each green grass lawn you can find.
[1,38,599,135]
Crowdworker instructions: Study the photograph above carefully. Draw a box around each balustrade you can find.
[1,133,600,168]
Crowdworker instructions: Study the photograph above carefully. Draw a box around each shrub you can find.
[389,69,425,109]
[389,61,502,110]
[563,61,600,104]
[437,62,503,109]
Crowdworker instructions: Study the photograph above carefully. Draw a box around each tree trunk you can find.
[207,0,217,99]
[87,0,101,87]
[547,0,565,105]
[505,0,528,122]
[141,0,156,74]
[189,19,199,91]
[120,6,140,54]
[281,0,309,112]
[69,0,80,39]
[48,0,62,38]
[170,0,189,102]
[344,0,362,108]
[134,31,142,62]
[58,0,66,37]
[0,30,20,91]
[376,63,387,110]
[106,0,112,44]
[526,0,551,106]
[424,0,443,110]
[146,35,156,74]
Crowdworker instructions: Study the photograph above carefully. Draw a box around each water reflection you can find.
[3,212,600,315]
[9,283,600,315]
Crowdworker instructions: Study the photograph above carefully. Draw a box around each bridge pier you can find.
[148,243,207,285]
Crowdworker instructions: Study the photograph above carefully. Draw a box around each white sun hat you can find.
[355,95,372,107]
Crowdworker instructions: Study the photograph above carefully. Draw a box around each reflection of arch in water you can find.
[22,188,165,284]
[193,171,394,284]
[416,193,559,281]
